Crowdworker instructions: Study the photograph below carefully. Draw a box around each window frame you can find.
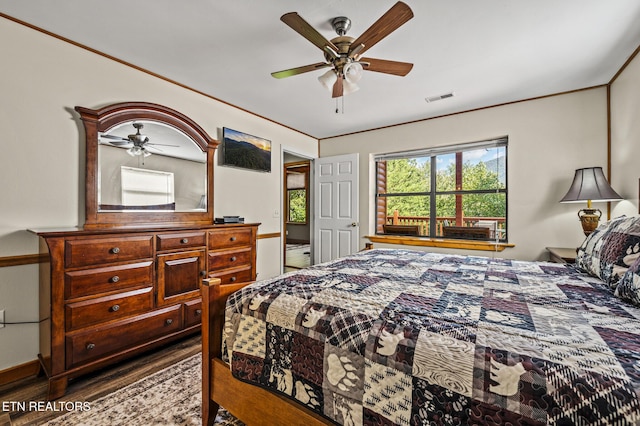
[374,138,508,242]
[285,163,310,225]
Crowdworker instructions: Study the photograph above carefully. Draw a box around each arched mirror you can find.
[76,102,218,229]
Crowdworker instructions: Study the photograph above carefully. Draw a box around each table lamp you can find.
[560,167,622,236]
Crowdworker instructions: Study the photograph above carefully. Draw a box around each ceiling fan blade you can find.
[360,57,413,76]
[332,76,344,98]
[349,1,413,56]
[106,141,132,147]
[100,134,129,141]
[271,62,331,79]
[147,143,179,147]
[99,134,132,147]
[281,12,339,54]
[99,140,132,148]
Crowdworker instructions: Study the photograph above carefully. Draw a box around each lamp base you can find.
[578,208,601,236]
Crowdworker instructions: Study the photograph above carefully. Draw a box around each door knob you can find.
[350,222,358,227]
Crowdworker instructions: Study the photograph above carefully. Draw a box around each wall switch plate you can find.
[0,310,4,329]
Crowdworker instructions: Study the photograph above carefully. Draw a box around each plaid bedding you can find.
[223,249,640,425]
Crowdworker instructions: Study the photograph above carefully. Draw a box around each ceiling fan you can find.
[99,123,177,157]
[271,1,414,98]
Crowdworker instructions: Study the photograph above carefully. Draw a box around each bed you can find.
[201,215,640,425]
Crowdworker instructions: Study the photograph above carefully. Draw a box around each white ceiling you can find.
[2,1,640,139]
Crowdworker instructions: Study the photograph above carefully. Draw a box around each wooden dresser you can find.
[33,223,258,400]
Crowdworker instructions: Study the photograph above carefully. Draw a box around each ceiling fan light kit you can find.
[127,146,152,157]
[272,1,414,101]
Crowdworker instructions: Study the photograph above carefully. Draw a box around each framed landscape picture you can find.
[221,127,271,172]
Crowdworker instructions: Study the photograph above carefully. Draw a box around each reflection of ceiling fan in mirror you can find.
[271,1,414,98]
[100,123,178,157]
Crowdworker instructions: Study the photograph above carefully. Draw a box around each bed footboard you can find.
[200,277,247,426]
[200,277,331,426]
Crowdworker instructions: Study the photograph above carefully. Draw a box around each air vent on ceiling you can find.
[425,92,455,103]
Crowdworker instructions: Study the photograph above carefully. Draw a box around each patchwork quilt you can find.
[223,249,640,425]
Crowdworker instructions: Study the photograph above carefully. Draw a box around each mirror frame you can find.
[75,102,218,229]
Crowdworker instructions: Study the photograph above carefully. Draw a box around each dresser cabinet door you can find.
[157,249,206,306]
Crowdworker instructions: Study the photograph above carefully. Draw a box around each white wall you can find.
[611,51,640,217]
[0,18,317,370]
[319,88,609,261]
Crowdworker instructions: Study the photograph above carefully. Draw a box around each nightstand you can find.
[546,247,577,264]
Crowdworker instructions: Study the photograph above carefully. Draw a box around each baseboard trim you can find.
[286,239,310,245]
[0,359,41,386]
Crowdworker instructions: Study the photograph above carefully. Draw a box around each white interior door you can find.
[313,153,359,264]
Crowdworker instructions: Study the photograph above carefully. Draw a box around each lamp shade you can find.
[318,70,337,90]
[560,167,622,203]
[342,79,360,95]
[344,62,363,84]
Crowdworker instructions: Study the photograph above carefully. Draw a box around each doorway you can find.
[283,153,311,272]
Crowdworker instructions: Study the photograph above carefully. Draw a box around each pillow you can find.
[615,256,640,306]
[576,215,640,289]
[575,215,625,280]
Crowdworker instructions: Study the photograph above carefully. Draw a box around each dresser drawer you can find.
[208,247,252,270]
[65,287,154,331]
[184,299,202,328]
[65,304,182,369]
[65,236,153,268]
[156,231,206,252]
[208,228,253,249]
[208,265,253,285]
[65,261,154,299]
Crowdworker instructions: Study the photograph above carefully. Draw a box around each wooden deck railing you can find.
[385,213,506,237]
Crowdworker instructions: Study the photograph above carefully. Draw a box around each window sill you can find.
[366,235,514,252]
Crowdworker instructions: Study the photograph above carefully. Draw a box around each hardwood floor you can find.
[0,334,200,426]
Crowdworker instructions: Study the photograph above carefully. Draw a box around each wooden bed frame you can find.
[201,278,332,426]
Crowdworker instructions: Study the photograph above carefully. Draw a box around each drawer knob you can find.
[195,309,202,316]
[200,270,207,277]
[230,276,237,282]
[165,318,173,326]
[180,238,189,244]
[111,304,120,312]
[110,247,120,254]
[230,256,237,262]
[111,276,120,283]
[86,343,95,351]
[230,236,236,242]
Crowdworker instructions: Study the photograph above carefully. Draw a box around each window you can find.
[375,138,507,241]
[286,164,309,223]
[121,166,174,206]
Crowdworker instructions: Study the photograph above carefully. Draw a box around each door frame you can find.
[281,148,315,274]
